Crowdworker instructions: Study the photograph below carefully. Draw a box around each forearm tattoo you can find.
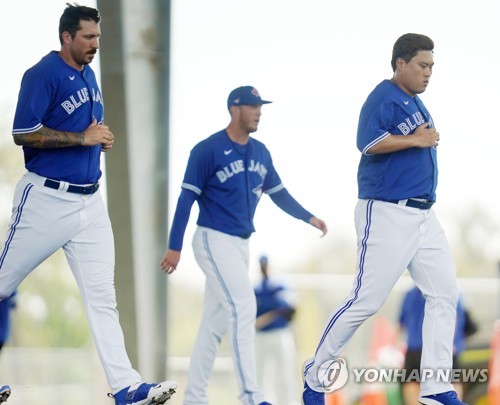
[13,126,85,149]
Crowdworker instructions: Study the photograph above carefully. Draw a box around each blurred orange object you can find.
[325,389,347,405]
[488,320,500,405]
[360,382,388,405]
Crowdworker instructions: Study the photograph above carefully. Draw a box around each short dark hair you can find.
[391,33,434,72]
[58,3,101,44]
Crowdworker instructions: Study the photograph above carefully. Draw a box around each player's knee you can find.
[366,303,383,318]
[426,281,459,304]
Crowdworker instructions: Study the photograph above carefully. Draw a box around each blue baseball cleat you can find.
[418,390,469,405]
[109,380,177,405]
[0,385,11,403]
[302,359,324,405]
[302,381,324,405]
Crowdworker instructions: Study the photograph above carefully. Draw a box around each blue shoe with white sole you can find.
[302,380,324,405]
[418,390,468,405]
[109,380,177,405]
[0,386,11,403]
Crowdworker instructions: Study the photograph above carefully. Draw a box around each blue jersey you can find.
[12,51,104,184]
[357,80,438,201]
[0,292,16,344]
[181,130,283,237]
[254,276,295,332]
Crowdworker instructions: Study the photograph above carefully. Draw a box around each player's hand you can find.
[161,249,181,274]
[101,139,113,153]
[413,123,440,148]
[309,217,328,237]
[82,118,115,150]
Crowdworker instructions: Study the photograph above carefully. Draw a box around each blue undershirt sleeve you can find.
[268,188,314,223]
[168,188,198,251]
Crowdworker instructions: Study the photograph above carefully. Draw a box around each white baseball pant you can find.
[255,327,300,405]
[304,199,458,396]
[0,171,141,392]
[184,226,265,405]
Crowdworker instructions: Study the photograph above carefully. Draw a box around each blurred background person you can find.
[0,291,16,354]
[0,292,15,404]
[399,285,477,404]
[254,255,299,405]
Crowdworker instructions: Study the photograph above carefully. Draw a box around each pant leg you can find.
[275,328,300,405]
[255,331,279,404]
[190,227,265,405]
[305,200,425,391]
[0,174,76,298]
[63,190,140,392]
[255,332,270,400]
[183,278,229,404]
[407,209,458,396]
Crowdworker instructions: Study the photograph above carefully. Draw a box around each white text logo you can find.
[317,358,488,392]
[318,358,349,392]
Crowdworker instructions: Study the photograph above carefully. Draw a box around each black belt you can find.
[387,198,434,210]
[44,179,100,195]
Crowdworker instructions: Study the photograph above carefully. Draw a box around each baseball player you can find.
[254,255,300,405]
[0,4,176,404]
[161,86,327,405]
[0,291,16,353]
[399,285,468,403]
[302,33,466,405]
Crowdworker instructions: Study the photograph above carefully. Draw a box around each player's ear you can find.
[228,105,239,117]
[396,57,406,70]
[61,31,72,45]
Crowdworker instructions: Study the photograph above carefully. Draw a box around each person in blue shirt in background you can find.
[0,292,16,404]
[0,291,16,353]
[399,285,472,404]
[254,255,299,405]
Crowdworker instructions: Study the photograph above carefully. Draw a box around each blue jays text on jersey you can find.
[12,51,104,184]
[61,85,102,115]
[216,158,268,188]
[181,130,283,238]
[356,79,438,202]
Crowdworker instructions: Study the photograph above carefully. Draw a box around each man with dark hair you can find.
[0,4,176,404]
[302,33,466,405]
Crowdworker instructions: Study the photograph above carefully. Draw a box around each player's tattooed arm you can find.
[13,119,114,150]
[13,126,85,148]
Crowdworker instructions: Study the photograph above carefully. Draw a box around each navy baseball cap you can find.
[227,86,272,109]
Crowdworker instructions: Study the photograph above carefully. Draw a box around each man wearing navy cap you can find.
[227,86,273,109]
[161,86,327,404]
